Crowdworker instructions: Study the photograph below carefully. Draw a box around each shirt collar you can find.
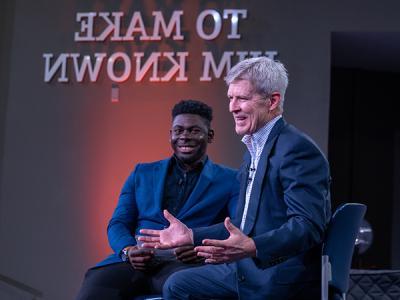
[172,154,207,172]
[241,115,282,157]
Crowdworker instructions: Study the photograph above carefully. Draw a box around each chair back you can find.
[322,203,366,299]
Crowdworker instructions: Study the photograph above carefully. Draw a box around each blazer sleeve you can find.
[107,166,139,255]
[192,222,229,246]
[192,169,239,245]
[252,136,331,267]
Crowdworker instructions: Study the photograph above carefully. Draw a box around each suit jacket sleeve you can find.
[252,135,330,267]
[192,170,239,245]
[192,223,227,245]
[107,166,139,255]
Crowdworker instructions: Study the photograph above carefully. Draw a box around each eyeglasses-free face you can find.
[170,114,214,165]
[228,79,272,135]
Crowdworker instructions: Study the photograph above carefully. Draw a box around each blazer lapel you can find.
[176,159,213,217]
[243,118,286,235]
[233,152,251,227]
[153,158,170,215]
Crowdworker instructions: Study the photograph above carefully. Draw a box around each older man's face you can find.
[228,79,272,135]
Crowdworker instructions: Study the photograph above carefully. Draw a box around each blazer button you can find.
[238,275,245,282]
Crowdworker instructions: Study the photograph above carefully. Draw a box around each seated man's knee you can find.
[163,270,190,298]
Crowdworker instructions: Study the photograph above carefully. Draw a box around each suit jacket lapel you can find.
[243,118,286,235]
[176,158,213,217]
[153,158,170,214]
[233,153,251,227]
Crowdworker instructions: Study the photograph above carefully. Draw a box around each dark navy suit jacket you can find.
[98,157,239,267]
[193,119,331,299]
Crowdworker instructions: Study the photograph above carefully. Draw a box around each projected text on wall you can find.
[43,9,278,83]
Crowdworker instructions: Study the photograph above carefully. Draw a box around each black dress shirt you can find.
[162,155,206,216]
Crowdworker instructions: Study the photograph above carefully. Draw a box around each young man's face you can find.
[170,114,213,165]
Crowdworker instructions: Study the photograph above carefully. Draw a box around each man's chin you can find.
[235,126,248,135]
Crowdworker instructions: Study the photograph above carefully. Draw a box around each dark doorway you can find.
[329,32,400,269]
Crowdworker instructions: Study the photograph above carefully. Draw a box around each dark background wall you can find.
[329,67,400,269]
[330,32,400,269]
[0,1,399,299]
[0,0,15,203]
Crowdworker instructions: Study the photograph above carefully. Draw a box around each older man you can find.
[140,57,331,299]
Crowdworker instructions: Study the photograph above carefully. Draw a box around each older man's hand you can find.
[195,217,257,264]
[139,210,193,249]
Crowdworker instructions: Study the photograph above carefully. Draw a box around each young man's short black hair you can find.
[172,100,213,126]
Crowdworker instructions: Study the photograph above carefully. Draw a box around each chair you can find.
[321,203,367,300]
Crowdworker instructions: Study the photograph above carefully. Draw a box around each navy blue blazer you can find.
[98,157,239,267]
[193,119,331,299]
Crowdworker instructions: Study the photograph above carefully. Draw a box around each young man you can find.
[76,100,238,299]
